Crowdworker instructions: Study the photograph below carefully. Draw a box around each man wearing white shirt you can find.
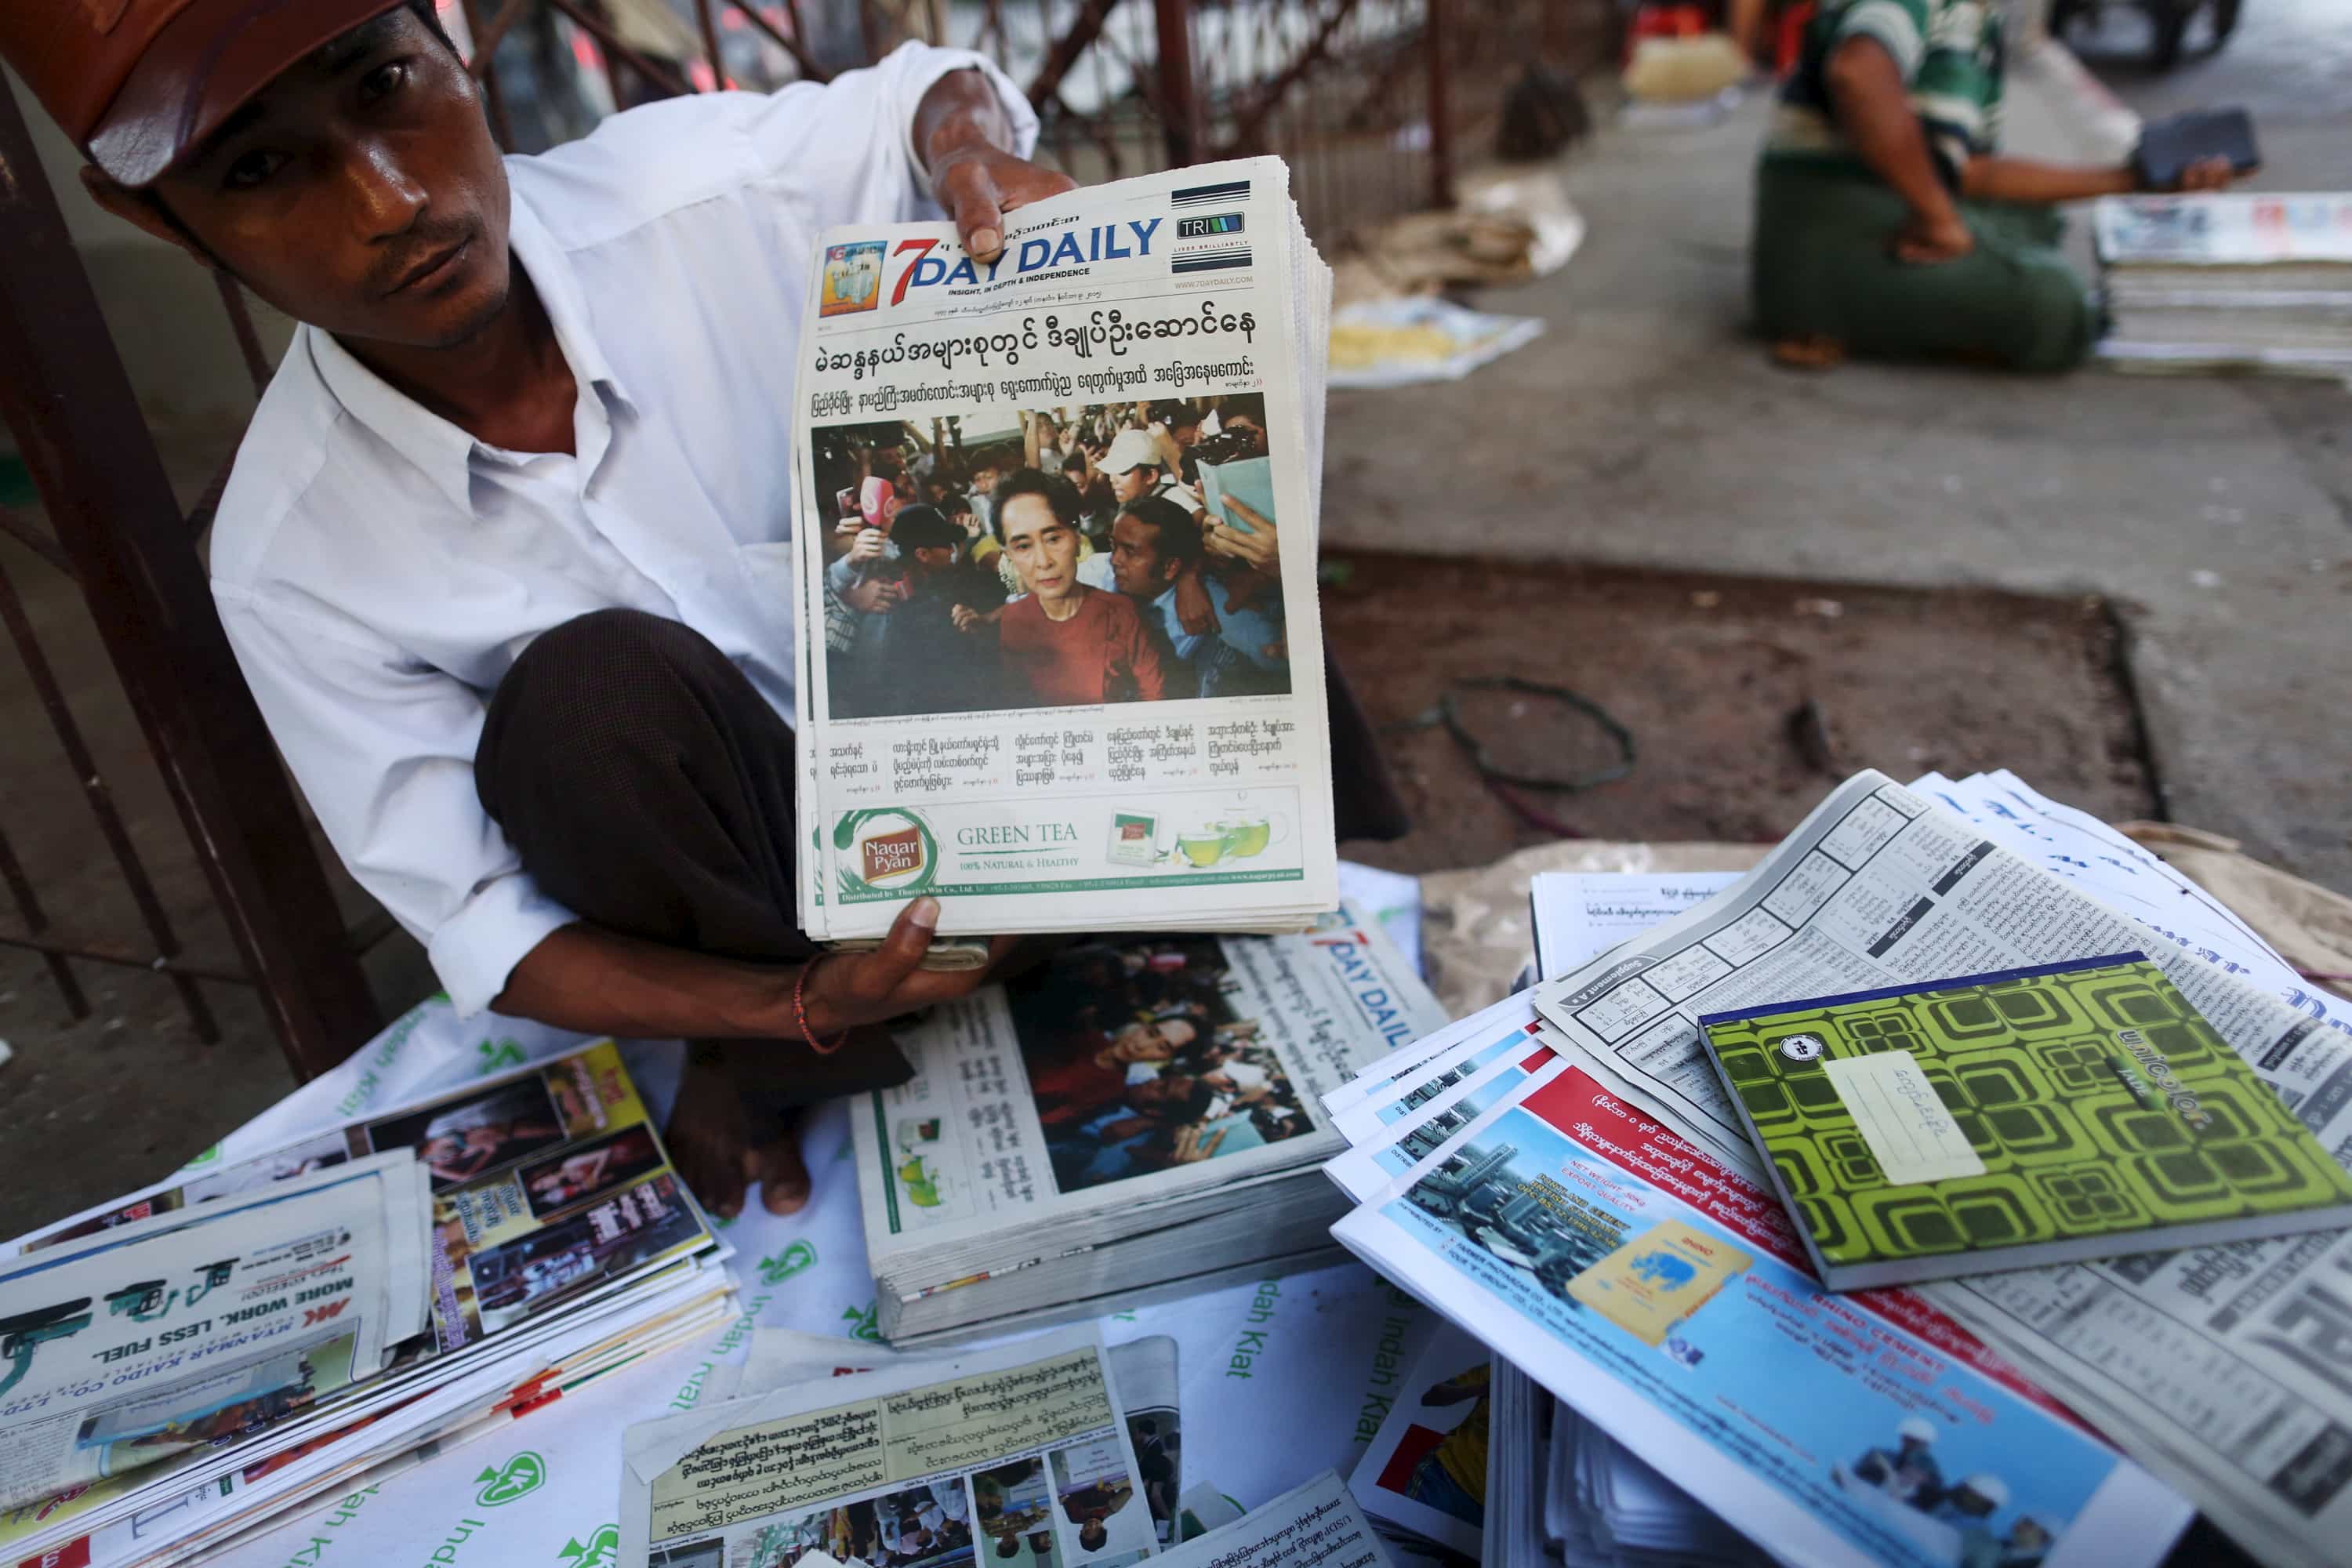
[1,0,1406,1221]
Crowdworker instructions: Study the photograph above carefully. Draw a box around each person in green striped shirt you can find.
[1753,0,2238,372]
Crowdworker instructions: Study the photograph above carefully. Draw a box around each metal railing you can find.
[0,0,1606,1080]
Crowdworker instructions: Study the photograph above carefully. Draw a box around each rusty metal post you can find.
[1425,0,1455,209]
[459,0,519,147]
[1154,0,1200,168]
[693,0,728,87]
[0,75,380,1078]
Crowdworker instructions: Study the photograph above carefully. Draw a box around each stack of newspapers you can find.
[0,1044,733,1568]
[851,910,1446,1343]
[789,157,1341,942]
[2096,191,2352,375]
[619,1319,1400,1568]
[1319,768,2352,1568]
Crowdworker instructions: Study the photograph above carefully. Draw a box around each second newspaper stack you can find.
[791,157,1340,942]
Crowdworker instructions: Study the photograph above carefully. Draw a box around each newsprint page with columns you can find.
[788,158,1338,940]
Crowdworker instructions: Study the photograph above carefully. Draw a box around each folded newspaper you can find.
[790,158,1341,942]
[0,1152,431,1512]
[852,909,1446,1341]
[0,1044,735,1568]
[620,1325,1160,1566]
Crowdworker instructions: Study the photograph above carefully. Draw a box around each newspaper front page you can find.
[1333,1060,2193,1568]
[851,913,1443,1275]
[790,157,1338,939]
[0,1153,427,1510]
[620,1325,1157,1568]
[1524,770,2352,1568]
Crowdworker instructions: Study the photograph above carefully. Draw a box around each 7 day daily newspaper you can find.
[790,157,1339,940]
[849,910,1444,1337]
[620,1324,1158,1567]
[1523,768,2352,1568]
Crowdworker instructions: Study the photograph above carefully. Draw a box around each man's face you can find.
[1111,464,1156,505]
[911,543,957,574]
[1109,513,1177,599]
[147,11,511,351]
[1000,493,1080,604]
[1129,1073,1195,1112]
[972,467,1000,495]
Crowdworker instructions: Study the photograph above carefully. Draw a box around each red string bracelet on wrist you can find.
[793,954,850,1055]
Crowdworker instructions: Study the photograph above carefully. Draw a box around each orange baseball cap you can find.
[1,0,412,187]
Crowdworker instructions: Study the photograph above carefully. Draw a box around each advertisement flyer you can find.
[1335,1064,2193,1568]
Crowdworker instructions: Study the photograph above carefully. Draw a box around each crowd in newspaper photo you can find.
[1014,935,1319,1191]
[812,397,1290,720]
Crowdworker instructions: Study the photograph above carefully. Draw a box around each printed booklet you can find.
[1329,1058,2194,1568]
[790,158,1341,942]
[1698,953,2352,1290]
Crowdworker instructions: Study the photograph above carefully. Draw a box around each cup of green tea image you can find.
[1219,817,1271,858]
[1217,810,1290,858]
[1175,826,1230,868]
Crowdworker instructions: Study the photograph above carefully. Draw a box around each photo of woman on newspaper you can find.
[1011,936,1315,1194]
[814,395,1289,721]
[365,1074,566,1192]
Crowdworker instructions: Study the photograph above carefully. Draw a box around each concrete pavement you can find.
[1319,49,2351,893]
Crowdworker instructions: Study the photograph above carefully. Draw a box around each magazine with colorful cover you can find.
[1346,1322,1488,1559]
[1697,953,2352,1290]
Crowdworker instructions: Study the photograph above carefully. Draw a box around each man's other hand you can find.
[798,897,1016,1036]
[1892,209,1975,265]
[936,148,1076,264]
[847,526,890,564]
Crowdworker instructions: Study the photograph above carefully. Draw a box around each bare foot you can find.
[1771,335,1846,371]
[746,1112,813,1216]
[667,1047,752,1220]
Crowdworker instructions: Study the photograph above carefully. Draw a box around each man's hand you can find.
[847,526,889,564]
[1165,1124,1229,1165]
[2164,154,2238,194]
[1174,567,1216,637]
[797,897,1015,1037]
[916,68,1076,264]
[1893,209,1975,265]
[1203,496,1281,572]
[844,577,905,615]
[952,603,1002,633]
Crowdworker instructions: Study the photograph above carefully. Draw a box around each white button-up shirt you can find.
[209,44,1036,1020]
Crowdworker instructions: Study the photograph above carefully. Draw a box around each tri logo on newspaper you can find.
[1171,178,1253,274]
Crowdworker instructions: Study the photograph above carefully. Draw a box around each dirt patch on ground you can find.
[1324,553,2159,875]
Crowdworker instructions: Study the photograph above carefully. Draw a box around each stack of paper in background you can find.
[851,909,1447,1342]
[0,1044,734,1568]
[2094,191,2352,375]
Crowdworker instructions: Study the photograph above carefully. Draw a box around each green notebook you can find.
[1698,952,2352,1291]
